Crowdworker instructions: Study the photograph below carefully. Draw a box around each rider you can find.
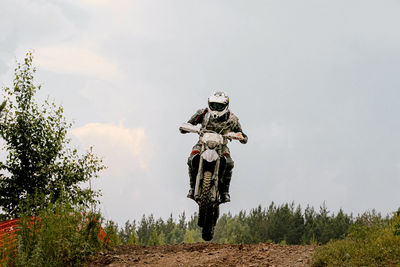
[180,91,248,203]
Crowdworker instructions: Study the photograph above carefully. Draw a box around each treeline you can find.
[104,202,379,246]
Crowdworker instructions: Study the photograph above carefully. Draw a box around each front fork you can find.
[194,144,221,203]
[193,144,204,201]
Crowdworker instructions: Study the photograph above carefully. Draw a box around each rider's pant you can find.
[187,143,234,192]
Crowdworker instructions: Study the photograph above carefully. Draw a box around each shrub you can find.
[0,232,16,266]
[311,212,400,266]
[13,196,106,267]
[103,220,121,246]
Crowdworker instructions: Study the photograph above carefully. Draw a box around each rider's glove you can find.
[240,133,248,144]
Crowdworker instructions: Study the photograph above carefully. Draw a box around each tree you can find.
[104,220,121,246]
[0,52,105,218]
[127,222,139,245]
[286,204,305,244]
[0,100,5,114]
[118,220,134,244]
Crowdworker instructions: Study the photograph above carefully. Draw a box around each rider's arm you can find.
[233,120,248,144]
[180,108,207,134]
[187,108,207,125]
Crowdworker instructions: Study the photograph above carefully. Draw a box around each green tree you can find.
[330,209,352,240]
[148,229,164,246]
[104,220,121,246]
[247,205,268,243]
[286,204,305,244]
[127,226,139,245]
[0,100,5,114]
[137,214,157,245]
[302,205,317,244]
[314,202,332,244]
[183,229,202,243]
[0,52,105,218]
[164,214,176,244]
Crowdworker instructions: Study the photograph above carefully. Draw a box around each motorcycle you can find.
[179,123,245,241]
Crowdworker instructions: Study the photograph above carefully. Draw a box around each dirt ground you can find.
[88,243,316,267]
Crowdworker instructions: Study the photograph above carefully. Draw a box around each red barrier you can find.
[0,218,19,246]
[0,219,19,241]
[0,219,19,263]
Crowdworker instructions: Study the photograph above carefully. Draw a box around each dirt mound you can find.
[88,243,316,266]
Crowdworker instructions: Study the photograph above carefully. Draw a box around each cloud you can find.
[66,0,136,28]
[71,122,158,223]
[77,0,132,9]
[35,42,121,79]
[71,122,152,171]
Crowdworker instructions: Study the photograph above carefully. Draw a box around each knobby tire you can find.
[199,171,215,241]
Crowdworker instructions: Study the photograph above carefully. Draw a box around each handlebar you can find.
[223,132,245,141]
[179,123,245,142]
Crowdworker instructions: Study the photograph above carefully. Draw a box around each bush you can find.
[103,220,121,246]
[0,232,16,266]
[13,196,106,267]
[311,212,400,266]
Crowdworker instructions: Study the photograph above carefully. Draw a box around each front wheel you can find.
[198,171,219,241]
[198,171,212,228]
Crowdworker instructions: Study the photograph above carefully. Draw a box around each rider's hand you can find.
[225,132,247,143]
[240,135,248,144]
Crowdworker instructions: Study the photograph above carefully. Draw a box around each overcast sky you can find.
[1,0,400,225]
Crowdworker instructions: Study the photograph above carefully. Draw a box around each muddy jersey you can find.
[187,108,248,144]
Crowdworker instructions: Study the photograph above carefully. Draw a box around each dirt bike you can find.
[179,123,245,241]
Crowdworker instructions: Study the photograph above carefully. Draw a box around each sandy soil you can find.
[88,243,316,267]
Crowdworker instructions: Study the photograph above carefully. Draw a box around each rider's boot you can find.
[220,153,234,203]
[219,156,234,203]
[220,177,231,203]
[187,169,196,200]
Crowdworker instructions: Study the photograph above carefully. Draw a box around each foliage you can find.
[111,202,355,246]
[0,100,5,114]
[184,230,202,244]
[0,52,105,218]
[211,202,352,245]
[0,232,16,266]
[103,220,121,246]
[118,220,139,245]
[311,212,400,266]
[13,195,105,267]
[394,210,400,236]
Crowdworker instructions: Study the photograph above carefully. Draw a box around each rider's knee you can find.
[188,152,200,169]
[223,153,234,170]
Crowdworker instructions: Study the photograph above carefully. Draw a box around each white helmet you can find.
[208,91,229,119]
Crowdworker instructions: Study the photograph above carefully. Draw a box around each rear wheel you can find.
[202,218,213,241]
[201,205,219,241]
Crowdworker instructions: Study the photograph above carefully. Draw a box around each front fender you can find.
[201,149,219,162]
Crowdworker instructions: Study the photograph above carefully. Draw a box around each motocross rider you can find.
[180,91,248,203]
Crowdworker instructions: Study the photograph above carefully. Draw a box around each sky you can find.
[1,0,400,225]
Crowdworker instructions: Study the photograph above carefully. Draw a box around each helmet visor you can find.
[209,102,227,112]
